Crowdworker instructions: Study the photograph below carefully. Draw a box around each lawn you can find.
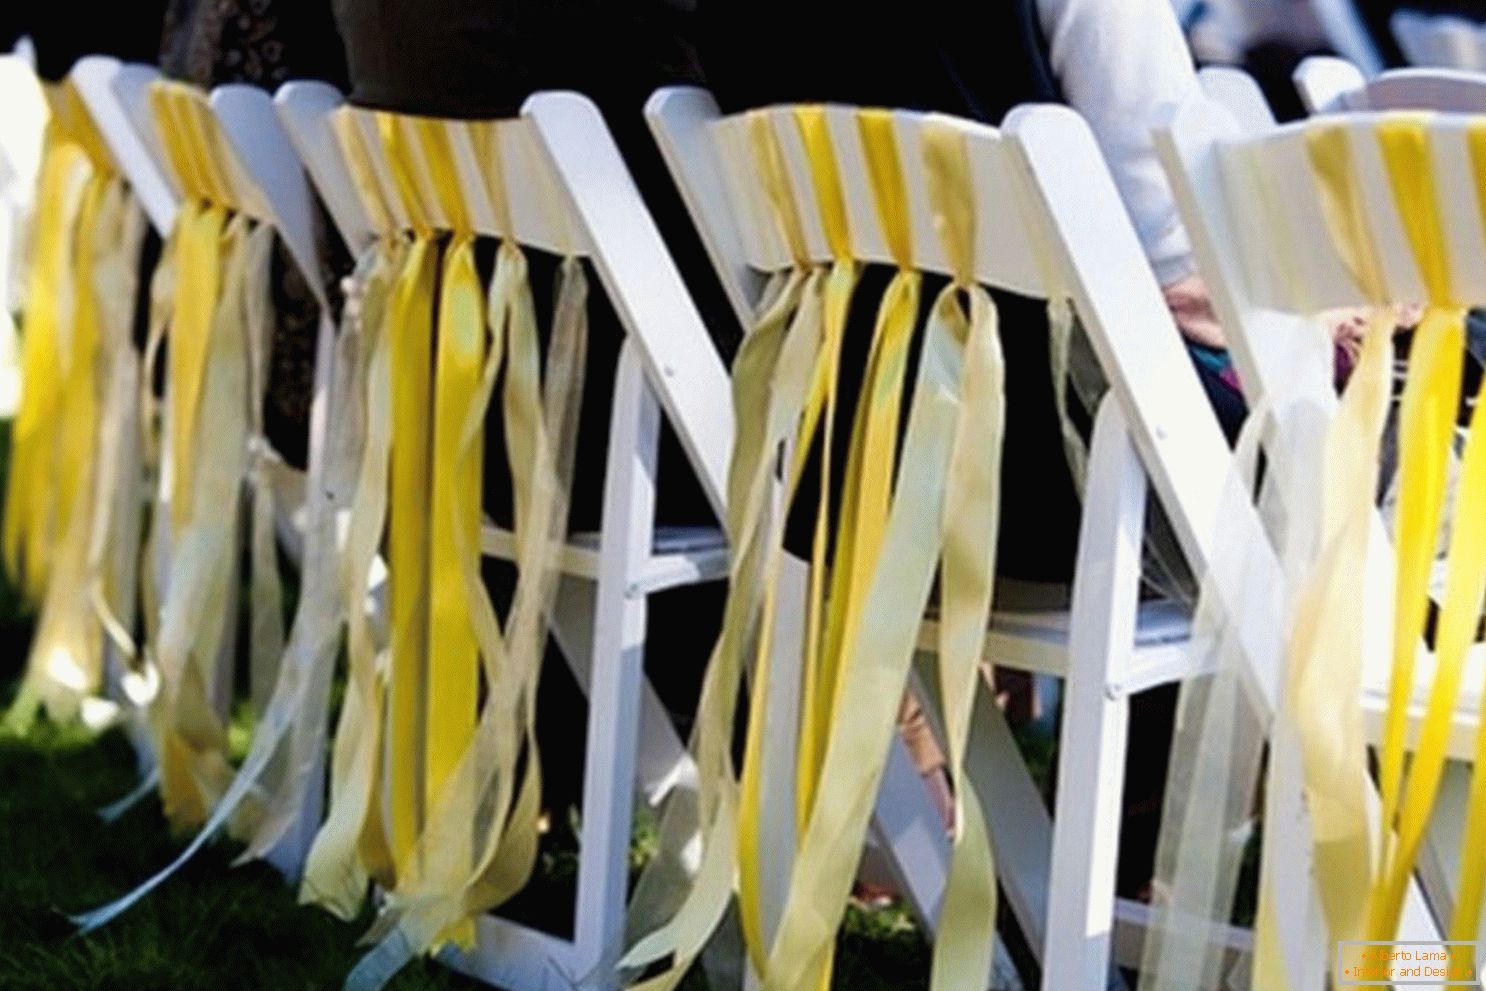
[0,425,935,991]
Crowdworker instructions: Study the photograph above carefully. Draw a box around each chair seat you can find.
[481,522,728,594]
[918,589,1194,687]
[1362,644,1484,761]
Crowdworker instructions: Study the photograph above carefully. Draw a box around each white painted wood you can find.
[645,84,1308,989]
[442,913,578,991]
[1294,55,1369,113]
[642,87,764,329]
[523,91,731,514]
[0,53,44,416]
[274,81,377,254]
[571,343,657,984]
[70,57,177,234]
[1009,102,1287,706]
[1160,71,1481,978]
[546,574,692,808]
[109,63,183,209]
[1043,399,1144,991]
[1360,64,1486,112]
[650,90,1045,299]
[212,85,326,309]
[1198,66,1277,132]
[1393,9,1486,70]
[275,82,739,989]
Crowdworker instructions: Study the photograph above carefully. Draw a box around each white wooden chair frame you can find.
[0,50,47,417]
[70,56,341,874]
[1158,76,1479,983]
[1294,54,1486,115]
[1391,9,1486,72]
[275,81,741,990]
[1206,61,1484,943]
[643,88,1341,991]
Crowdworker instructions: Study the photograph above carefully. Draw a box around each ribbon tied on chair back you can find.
[5,79,150,734]
[133,79,286,831]
[1146,110,1486,987]
[296,106,588,991]
[618,106,1010,991]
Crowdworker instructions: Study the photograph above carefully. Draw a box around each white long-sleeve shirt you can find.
[1039,0,1201,285]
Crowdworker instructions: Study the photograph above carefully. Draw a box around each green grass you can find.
[0,415,936,991]
[0,664,486,991]
[0,664,932,991]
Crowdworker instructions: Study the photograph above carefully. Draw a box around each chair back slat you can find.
[148,79,268,221]
[1178,112,1486,312]
[1295,56,1486,116]
[702,103,1046,297]
[69,57,177,233]
[323,105,589,257]
[1368,68,1486,111]
[278,84,730,508]
[274,81,375,252]
[1392,9,1486,71]
[211,84,328,310]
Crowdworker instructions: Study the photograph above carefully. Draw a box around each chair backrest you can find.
[0,52,47,316]
[274,84,734,510]
[649,89,1290,702]
[0,52,47,210]
[1392,8,1486,70]
[647,92,1048,325]
[1296,55,1486,114]
[1161,102,1486,406]
[70,57,177,234]
[1199,66,1278,131]
[209,84,329,311]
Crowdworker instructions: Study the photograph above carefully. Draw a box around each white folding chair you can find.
[1296,53,1486,114]
[75,64,345,874]
[644,89,1352,989]
[1392,9,1486,71]
[275,82,741,990]
[1209,61,1485,934]
[0,51,47,416]
[1158,90,1483,982]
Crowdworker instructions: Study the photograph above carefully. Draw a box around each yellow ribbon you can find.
[3,112,90,606]
[627,108,1007,991]
[923,121,1003,991]
[287,111,588,989]
[1367,114,1469,942]
[5,81,150,730]
[142,81,283,833]
[1250,121,1392,964]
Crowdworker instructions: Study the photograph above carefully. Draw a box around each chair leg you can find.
[548,573,693,809]
[1418,759,1470,925]
[1042,400,1145,991]
[572,341,660,986]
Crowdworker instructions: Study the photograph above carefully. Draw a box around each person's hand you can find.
[1162,274,1226,350]
[1321,307,1367,365]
